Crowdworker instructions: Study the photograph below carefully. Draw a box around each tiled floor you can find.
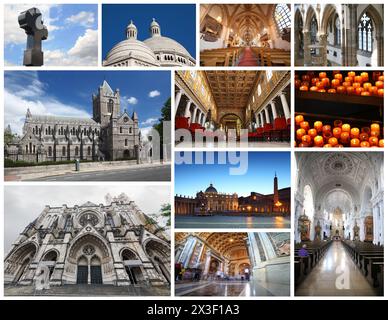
[296,241,377,296]
[175,280,290,296]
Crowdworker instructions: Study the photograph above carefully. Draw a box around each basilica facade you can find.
[4,193,170,291]
[5,80,140,163]
[103,19,195,67]
[175,174,290,215]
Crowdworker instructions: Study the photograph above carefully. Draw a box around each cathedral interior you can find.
[175,70,291,147]
[294,152,384,296]
[175,232,290,296]
[4,193,171,296]
[199,4,291,66]
[295,4,384,66]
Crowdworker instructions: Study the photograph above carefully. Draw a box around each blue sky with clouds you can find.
[4,71,171,136]
[102,4,196,59]
[4,4,98,66]
[175,152,291,197]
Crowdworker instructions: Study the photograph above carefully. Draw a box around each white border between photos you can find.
[0,0,386,302]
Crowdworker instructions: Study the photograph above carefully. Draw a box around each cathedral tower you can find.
[150,18,161,37]
[92,80,120,127]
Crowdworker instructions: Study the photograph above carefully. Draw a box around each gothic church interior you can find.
[295,4,384,66]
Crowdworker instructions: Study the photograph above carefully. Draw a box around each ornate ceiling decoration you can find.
[205,71,260,109]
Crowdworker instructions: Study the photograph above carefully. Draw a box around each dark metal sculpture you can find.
[18,7,48,66]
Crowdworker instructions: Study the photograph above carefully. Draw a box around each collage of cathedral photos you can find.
[1,1,385,300]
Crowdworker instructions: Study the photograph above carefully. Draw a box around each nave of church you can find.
[295,4,384,66]
[200,4,291,66]
[175,70,291,147]
[175,232,290,296]
[294,152,384,296]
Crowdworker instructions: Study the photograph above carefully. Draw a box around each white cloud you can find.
[127,97,138,105]
[4,185,170,252]
[4,4,60,45]
[149,90,161,98]
[65,11,95,27]
[4,72,91,135]
[44,29,98,66]
[141,117,158,126]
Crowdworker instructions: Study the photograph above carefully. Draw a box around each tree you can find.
[160,203,171,227]
[153,98,171,159]
[4,130,16,145]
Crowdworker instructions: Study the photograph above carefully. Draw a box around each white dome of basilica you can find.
[103,18,195,67]
[103,20,159,67]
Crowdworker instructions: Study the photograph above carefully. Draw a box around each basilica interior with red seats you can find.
[175,70,291,147]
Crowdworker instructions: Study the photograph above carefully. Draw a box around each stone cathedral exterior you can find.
[5,80,140,163]
[4,193,170,290]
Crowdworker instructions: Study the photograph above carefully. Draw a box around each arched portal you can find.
[219,113,242,136]
[145,239,171,284]
[42,250,58,279]
[121,249,145,285]
[5,242,37,283]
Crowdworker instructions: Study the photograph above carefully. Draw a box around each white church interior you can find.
[200,4,291,66]
[294,152,384,296]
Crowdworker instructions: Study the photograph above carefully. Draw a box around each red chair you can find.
[271,117,287,141]
[256,127,264,141]
[175,117,189,130]
[263,123,273,141]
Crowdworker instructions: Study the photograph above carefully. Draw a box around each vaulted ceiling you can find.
[205,71,260,110]
[202,4,277,42]
[175,232,249,260]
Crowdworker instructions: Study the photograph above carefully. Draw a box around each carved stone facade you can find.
[5,80,140,162]
[4,193,170,288]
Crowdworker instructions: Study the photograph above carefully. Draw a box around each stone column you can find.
[270,100,278,121]
[184,100,192,124]
[343,4,358,66]
[192,106,199,123]
[175,89,183,115]
[318,33,328,66]
[264,106,270,124]
[255,113,260,128]
[376,35,384,67]
[259,112,264,126]
[303,30,312,66]
[280,92,290,119]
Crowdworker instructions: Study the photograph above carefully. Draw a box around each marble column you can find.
[259,112,264,127]
[280,92,290,119]
[192,106,199,123]
[184,100,192,124]
[255,113,260,128]
[259,233,277,260]
[203,250,212,276]
[379,201,384,245]
[264,107,270,124]
[270,100,278,120]
[372,206,378,245]
[175,89,183,115]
